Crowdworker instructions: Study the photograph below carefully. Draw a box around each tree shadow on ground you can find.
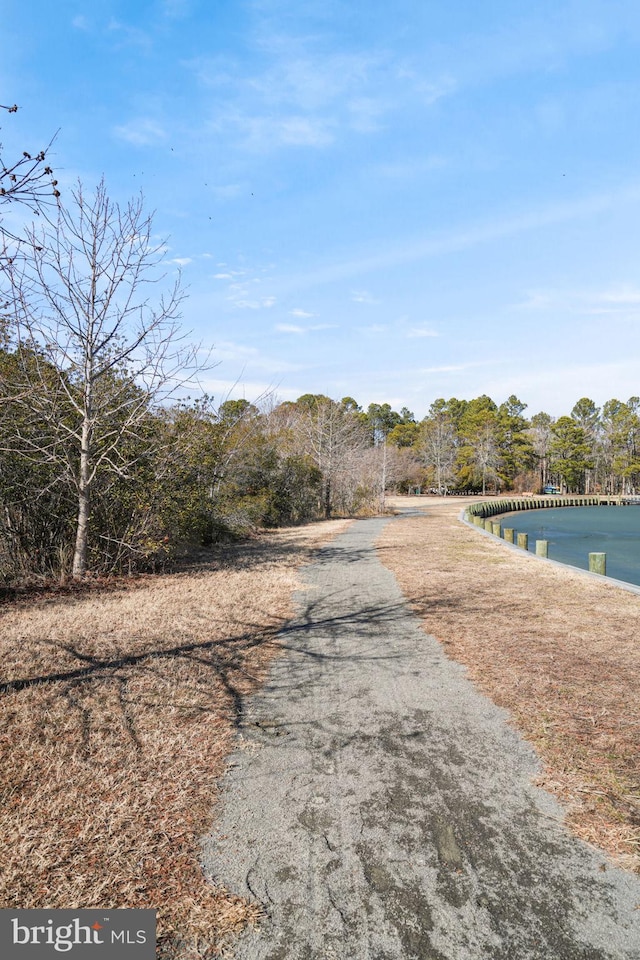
[0,594,418,740]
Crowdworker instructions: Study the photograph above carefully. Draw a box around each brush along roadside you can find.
[0,519,350,958]
[379,496,640,873]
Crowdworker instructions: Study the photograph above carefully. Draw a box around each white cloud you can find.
[212,340,302,374]
[170,257,192,266]
[347,96,388,133]
[421,364,468,374]
[514,283,640,317]
[407,326,439,338]
[373,155,447,180]
[485,361,640,417]
[226,112,335,150]
[199,378,300,404]
[417,359,495,375]
[278,116,334,147]
[351,290,378,304]
[225,279,276,309]
[360,324,388,334]
[599,286,640,304]
[276,323,305,334]
[214,268,245,279]
[283,180,640,291]
[290,308,315,318]
[212,183,245,200]
[396,66,458,106]
[275,321,336,335]
[213,340,259,362]
[186,45,402,152]
[107,19,153,51]
[418,77,458,105]
[244,49,385,114]
[113,118,167,146]
[162,0,192,19]
[514,291,554,311]
[232,299,273,309]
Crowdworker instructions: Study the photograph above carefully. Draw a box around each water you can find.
[502,505,640,587]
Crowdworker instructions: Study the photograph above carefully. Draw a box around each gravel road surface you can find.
[202,513,640,959]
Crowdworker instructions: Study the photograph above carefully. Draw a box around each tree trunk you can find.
[72,418,92,578]
[324,476,331,519]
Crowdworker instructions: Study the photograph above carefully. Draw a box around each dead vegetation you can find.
[380,496,640,872]
[4,494,637,957]
[0,519,350,958]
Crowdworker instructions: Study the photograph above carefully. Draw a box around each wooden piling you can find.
[517,532,528,550]
[535,540,548,557]
[589,552,606,576]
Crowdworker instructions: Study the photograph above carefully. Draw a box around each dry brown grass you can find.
[0,519,350,958]
[379,496,640,872]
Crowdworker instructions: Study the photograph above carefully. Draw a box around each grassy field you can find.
[0,520,350,958]
[380,496,640,874]
[3,498,638,959]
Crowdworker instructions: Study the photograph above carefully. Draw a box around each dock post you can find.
[517,532,529,550]
[589,553,606,576]
[535,540,548,557]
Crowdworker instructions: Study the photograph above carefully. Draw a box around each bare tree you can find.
[419,401,457,494]
[528,411,555,491]
[1,178,204,577]
[351,442,419,510]
[285,396,369,517]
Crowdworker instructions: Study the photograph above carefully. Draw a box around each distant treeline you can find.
[385,392,640,498]
[2,371,638,583]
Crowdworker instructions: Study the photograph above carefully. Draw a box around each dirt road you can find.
[202,511,640,959]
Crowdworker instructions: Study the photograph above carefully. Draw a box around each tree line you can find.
[404,394,640,497]
[1,109,638,584]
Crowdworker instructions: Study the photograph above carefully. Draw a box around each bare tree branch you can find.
[0,105,59,256]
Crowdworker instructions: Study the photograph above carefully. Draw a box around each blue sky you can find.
[3,0,640,419]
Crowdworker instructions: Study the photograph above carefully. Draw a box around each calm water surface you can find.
[502,505,640,587]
